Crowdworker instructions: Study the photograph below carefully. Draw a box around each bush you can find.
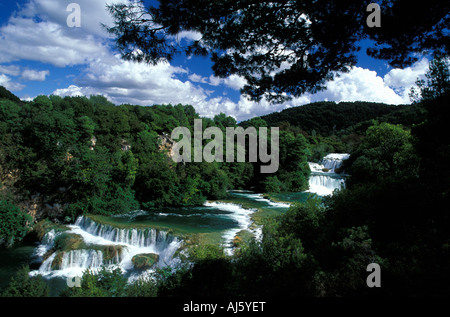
[2,266,49,297]
[0,200,32,247]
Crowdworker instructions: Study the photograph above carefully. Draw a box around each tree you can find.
[105,0,449,103]
[0,200,32,247]
[61,267,128,297]
[348,122,419,185]
[410,55,450,103]
[2,266,49,297]
[365,1,449,68]
[0,86,22,103]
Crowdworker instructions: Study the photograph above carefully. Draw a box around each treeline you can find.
[242,100,428,162]
[255,100,426,137]
[0,87,309,246]
[0,85,430,248]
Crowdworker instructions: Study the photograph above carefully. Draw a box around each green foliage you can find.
[186,244,226,262]
[125,277,158,297]
[258,101,412,136]
[0,86,22,103]
[348,122,420,185]
[155,198,380,297]
[106,1,449,102]
[410,55,450,103]
[262,175,283,193]
[0,87,310,222]
[61,267,128,297]
[2,266,49,297]
[0,200,32,247]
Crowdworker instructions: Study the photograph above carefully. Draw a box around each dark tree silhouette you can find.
[105,0,449,103]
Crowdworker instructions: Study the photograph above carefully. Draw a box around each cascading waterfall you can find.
[74,216,176,251]
[308,174,346,196]
[60,250,104,270]
[308,153,350,196]
[31,216,182,279]
[320,153,350,173]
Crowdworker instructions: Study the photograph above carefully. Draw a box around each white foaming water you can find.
[230,191,291,208]
[320,153,350,173]
[204,201,260,256]
[308,174,346,196]
[307,153,349,196]
[246,193,291,208]
[31,216,182,279]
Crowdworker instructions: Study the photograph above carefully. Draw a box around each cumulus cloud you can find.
[189,73,209,84]
[21,69,50,81]
[0,0,123,67]
[383,58,429,102]
[208,74,247,90]
[311,67,405,105]
[0,74,25,91]
[52,84,86,97]
[53,55,210,108]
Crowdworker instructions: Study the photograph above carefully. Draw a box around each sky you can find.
[0,0,431,122]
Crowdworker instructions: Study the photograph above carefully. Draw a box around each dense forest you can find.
[1,54,449,297]
[0,86,311,246]
[1,89,449,297]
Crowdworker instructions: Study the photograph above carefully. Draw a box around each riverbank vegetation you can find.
[1,54,449,296]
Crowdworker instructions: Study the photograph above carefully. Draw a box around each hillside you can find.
[245,101,427,136]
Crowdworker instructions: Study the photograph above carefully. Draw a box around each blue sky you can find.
[0,0,430,121]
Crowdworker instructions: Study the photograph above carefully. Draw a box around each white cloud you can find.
[21,69,49,81]
[0,65,21,76]
[208,74,247,90]
[175,30,203,42]
[0,0,126,67]
[52,84,86,97]
[383,58,429,102]
[223,75,247,91]
[0,74,25,91]
[53,55,209,109]
[189,73,208,84]
[311,67,405,105]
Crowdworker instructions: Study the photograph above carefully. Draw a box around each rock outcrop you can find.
[131,253,159,270]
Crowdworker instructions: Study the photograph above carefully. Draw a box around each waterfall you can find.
[60,250,104,270]
[308,153,349,196]
[74,216,176,251]
[308,174,346,196]
[320,153,350,173]
[31,216,182,279]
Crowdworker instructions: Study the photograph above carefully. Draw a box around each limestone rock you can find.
[132,253,159,270]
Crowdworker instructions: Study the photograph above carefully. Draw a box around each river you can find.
[0,153,349,296]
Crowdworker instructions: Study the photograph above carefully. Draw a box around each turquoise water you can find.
[98,190,298,235]
[0,190,312,295]
[107,205,242,234]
